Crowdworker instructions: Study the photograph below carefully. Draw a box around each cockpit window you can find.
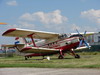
[58,34,68,39]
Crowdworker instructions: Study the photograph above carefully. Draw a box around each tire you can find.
[75,54,80,59]
[58,55,64,59]
[25,56,28,60]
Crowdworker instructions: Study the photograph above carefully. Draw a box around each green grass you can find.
[0,52,100,68]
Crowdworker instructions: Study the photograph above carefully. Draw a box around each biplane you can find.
[2,28,93,60]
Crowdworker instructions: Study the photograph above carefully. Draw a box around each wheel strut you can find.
[70,49,80,59]
[58,49,64,59]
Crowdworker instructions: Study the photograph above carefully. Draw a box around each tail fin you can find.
[15,37,27,44]
[15,37,27,51]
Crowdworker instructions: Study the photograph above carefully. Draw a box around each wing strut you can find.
[28,33,37,47]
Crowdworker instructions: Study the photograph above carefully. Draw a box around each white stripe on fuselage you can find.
[36,37,79,49]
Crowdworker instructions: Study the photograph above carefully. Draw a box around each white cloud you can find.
[71,24,98,32]
[6,0,17,6]
[81,9,100,24]
[20,10,68,24]
[20,13,34,21]
[8,22,35,29]
[18,21,35,28]
[19,10,68,32]
[82,26,97,32]
[71,24,80,31]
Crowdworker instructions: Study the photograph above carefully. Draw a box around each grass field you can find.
[0,52,100,68]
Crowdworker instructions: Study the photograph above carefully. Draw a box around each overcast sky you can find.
[0,0,100,45]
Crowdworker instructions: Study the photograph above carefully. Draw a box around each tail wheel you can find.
[75,54,80,59]
[58,55,64,59]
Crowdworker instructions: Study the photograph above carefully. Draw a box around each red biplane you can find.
[2,28,92,60]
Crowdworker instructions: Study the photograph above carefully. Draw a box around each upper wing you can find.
[2,28,59,39]
[20,47,59,53]
[71,32,95,36]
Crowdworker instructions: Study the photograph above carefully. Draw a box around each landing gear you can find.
[25,56,28,60]
[70,49,80,59]
[58,55,64,59]
[25,56,32,60]
[42,56,45,59]
[58,49,64,59]
[75,54,80,58]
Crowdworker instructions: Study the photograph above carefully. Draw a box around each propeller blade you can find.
[84,31,87,37]
[76,29,80,34]
[79,40,83,47]
[76,30,90,49]
[83,40,90,49]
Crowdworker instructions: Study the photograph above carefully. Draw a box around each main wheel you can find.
[58,55,64,59]
[25,56,28,60]
[75,54,80,58]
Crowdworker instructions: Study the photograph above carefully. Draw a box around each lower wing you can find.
[2,44,25,47]
[74,46,91,51]
[20,47,59,53]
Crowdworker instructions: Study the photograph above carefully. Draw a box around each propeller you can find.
[76,29,90,49]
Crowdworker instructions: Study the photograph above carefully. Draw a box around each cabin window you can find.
[58,34,68,39]
[52,42,55,44]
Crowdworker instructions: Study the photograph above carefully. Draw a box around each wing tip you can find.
[2,28,17,36]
